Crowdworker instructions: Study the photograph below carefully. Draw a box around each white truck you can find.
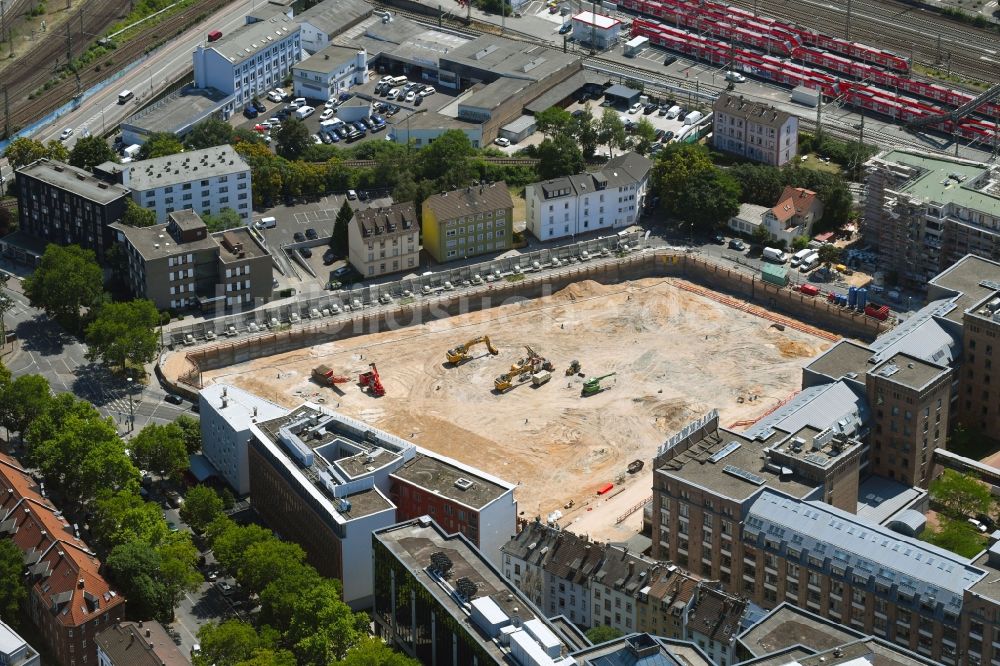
[122,144,141,160]
[762,247,787,264]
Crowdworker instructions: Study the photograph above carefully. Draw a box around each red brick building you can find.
[0,454,125,666]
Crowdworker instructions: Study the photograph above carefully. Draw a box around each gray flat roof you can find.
[113,221,218,262]
[295,45,364,74]
[17,159,130,204]
[216,227,271,261]
[747,489,985,612]
[460,78,532,113]
[797,638,937,666]
[123,87,231,137]
[805,340,873,382]
[297,0,370,36]
[570,633,710,666]
[969,551,1000,602]
[868,298,959,366]
[124,145,249,191]
[391,453,511,510]
[744,381,868,442]
[737,603,865,658]
[869,352,948,391]
[442,36,578,82]
[523,70,588,115]
[928,253,1000,323]
[855,475,924,525]
[208,14,299,63]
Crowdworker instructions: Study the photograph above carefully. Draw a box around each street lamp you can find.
[127,377,135,432]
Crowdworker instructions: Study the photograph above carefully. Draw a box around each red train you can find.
[629,19,999,140]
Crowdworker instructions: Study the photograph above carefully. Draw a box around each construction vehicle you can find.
[521,345,555,372]
[565,360,581,376]
[581,372,616,397]
[446,335,499,365]
[531,370,552,386]
[358,363,385,397]
[312,365,350,386]
[627,460,644,474]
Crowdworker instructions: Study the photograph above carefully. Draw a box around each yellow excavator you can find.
[495,345,554,392]
[446,335,499,365]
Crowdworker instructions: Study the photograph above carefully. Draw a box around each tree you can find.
[85,299,160,372]
[233,650,297,666]
[275,119,311,160]
[106,542,172,621]
[633,117,658,155]
[419,130,476,190]
[174,414,203,454]
[0,540,26,628]
[157,536,204,613]
[533,107,574,138]
[930,470,991,518]
[180,485,225,533]
[122,199,157,228]
[0,274,12,352]
[91,489,170,550]
[69,135,118,171]
[585,625,624,644]
[201,208,243,232]
[330,199,352,257]
[572,105,599,160]
[23,244,103,331]
[0,374,51,441]
[535,134,584,180]
[130,422,189,479]
[340,637,421,666]
[138,133,184,160]
[209,519,276,573]
[597,109,626,158]
[922,517,986,558]
[186,118,236,150]
[3,137,49,168]
[196,621,264,666]
[679,169,741,230]
[791,236,810,251]
[286,579,368,664]
[46,140,70,163]
[237,540,306,596]
[817,243,841,268]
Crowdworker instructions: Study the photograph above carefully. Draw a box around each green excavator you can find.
[581,372,616,397]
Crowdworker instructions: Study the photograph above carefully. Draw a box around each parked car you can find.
[387,88,401,99]
[664,54,677,65]
[494,137,511,147]
[643,103,657,115]
[628,102,642,114]
[420,86,436,97]
[252,99,266,112]
[290,97,307,109]
[165,393,184,405]
[293,232,306,242]
[333,265,353,278]
[725,71,747,83]
[658,105,669,116]
[339,92,352,101]
[559,22,572,34]
[323,249,337,265]
[662,130,674,142]
[300,248,313,258]
[320,108,335,121]
[243,107,258,119]
[712,234,726,244]
[414,95,423,106]
[216,581,234,595]
[311,134,322,144]
[347,190,358,200]
[306,228,318,240]
[404,91,416,102]
[728,239,747,251]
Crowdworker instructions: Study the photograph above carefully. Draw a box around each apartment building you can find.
[15,159,130,264]
[711,93,798,166]
[95,621,189,666]
[524,152,652,241]
[373,517,584,666]
[292,45,367,101]
[761,186,824,245]
[347,202,419,278]
[0,454,125,666]
[863,150,1000,290]
[0,621,40,666]
[193,14,301,114]
[114,145,252,224]
[241,398,515,607]
[112,210,273,311]
[567,633,711,666]
[421,182,514,262]
[685,585,748,666]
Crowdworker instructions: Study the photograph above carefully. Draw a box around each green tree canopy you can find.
[106,542,172,621]
[286,579,368,664]
[196,620,266,666]
[572,105,599,160]
[535,134,584,180]
[597,109,627,158]
[680,169,741,230]
[46,140,70,163]
[139,133,184,160]
[237,540,307,596]
[817,243,841,268]
[0,540,26,628]
[922,517,987,558]
[174,414,203,454]
[186,117,236,150]
[276,119,311,160]
[69,135,118,171]
[201,208,244,232]
[420,130,476,190]
[158,536,204,613]
[330,199,352,257]
[3,137,50,168]
[0,373,51,441]
[652,144,739,230]
[585,625,624,644]
[91,489,169,550]
[130,422,189,479]
[930,470,992,518]
[210,519,276,573]
[123,199,158,228]
[633,117,658,155]
[23,244,104,331]
[340,636,421,665]
[180,485,225,533]
[85,299,160,372]
[534,107,574,137]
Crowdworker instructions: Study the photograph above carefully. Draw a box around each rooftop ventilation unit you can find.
[336,498,351,513]
[454,477,473,491]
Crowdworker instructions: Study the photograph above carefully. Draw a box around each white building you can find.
[198,384,289,495]
[293,45,367,101]
[728,203,768,236]
[121,145,253,224]
[572,11,622,50]
[296,0,371,54]
[524,152,652,241]
[712,92,798,166]
[0,622,39,666]
[193,14,301,114]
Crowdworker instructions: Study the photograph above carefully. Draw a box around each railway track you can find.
[325,157,541,167]
[7,0,231,130]
[727,0,1000,83]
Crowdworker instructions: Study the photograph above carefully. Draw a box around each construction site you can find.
[167,276,835,539]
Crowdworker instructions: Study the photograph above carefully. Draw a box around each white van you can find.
[683,110,704,126]
[256,216,277,229]
[762,247,787,264]
[799,252,820,272]
[789,248,812,267]
[388,75,408,86]
[118,89,134,104]
[666,105,681,119]
[295,105,315,120]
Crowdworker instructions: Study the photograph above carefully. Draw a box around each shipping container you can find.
[761,263,788,287]
[597,483,614,495]
[799,284,820,296]
[865,304,890,320]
